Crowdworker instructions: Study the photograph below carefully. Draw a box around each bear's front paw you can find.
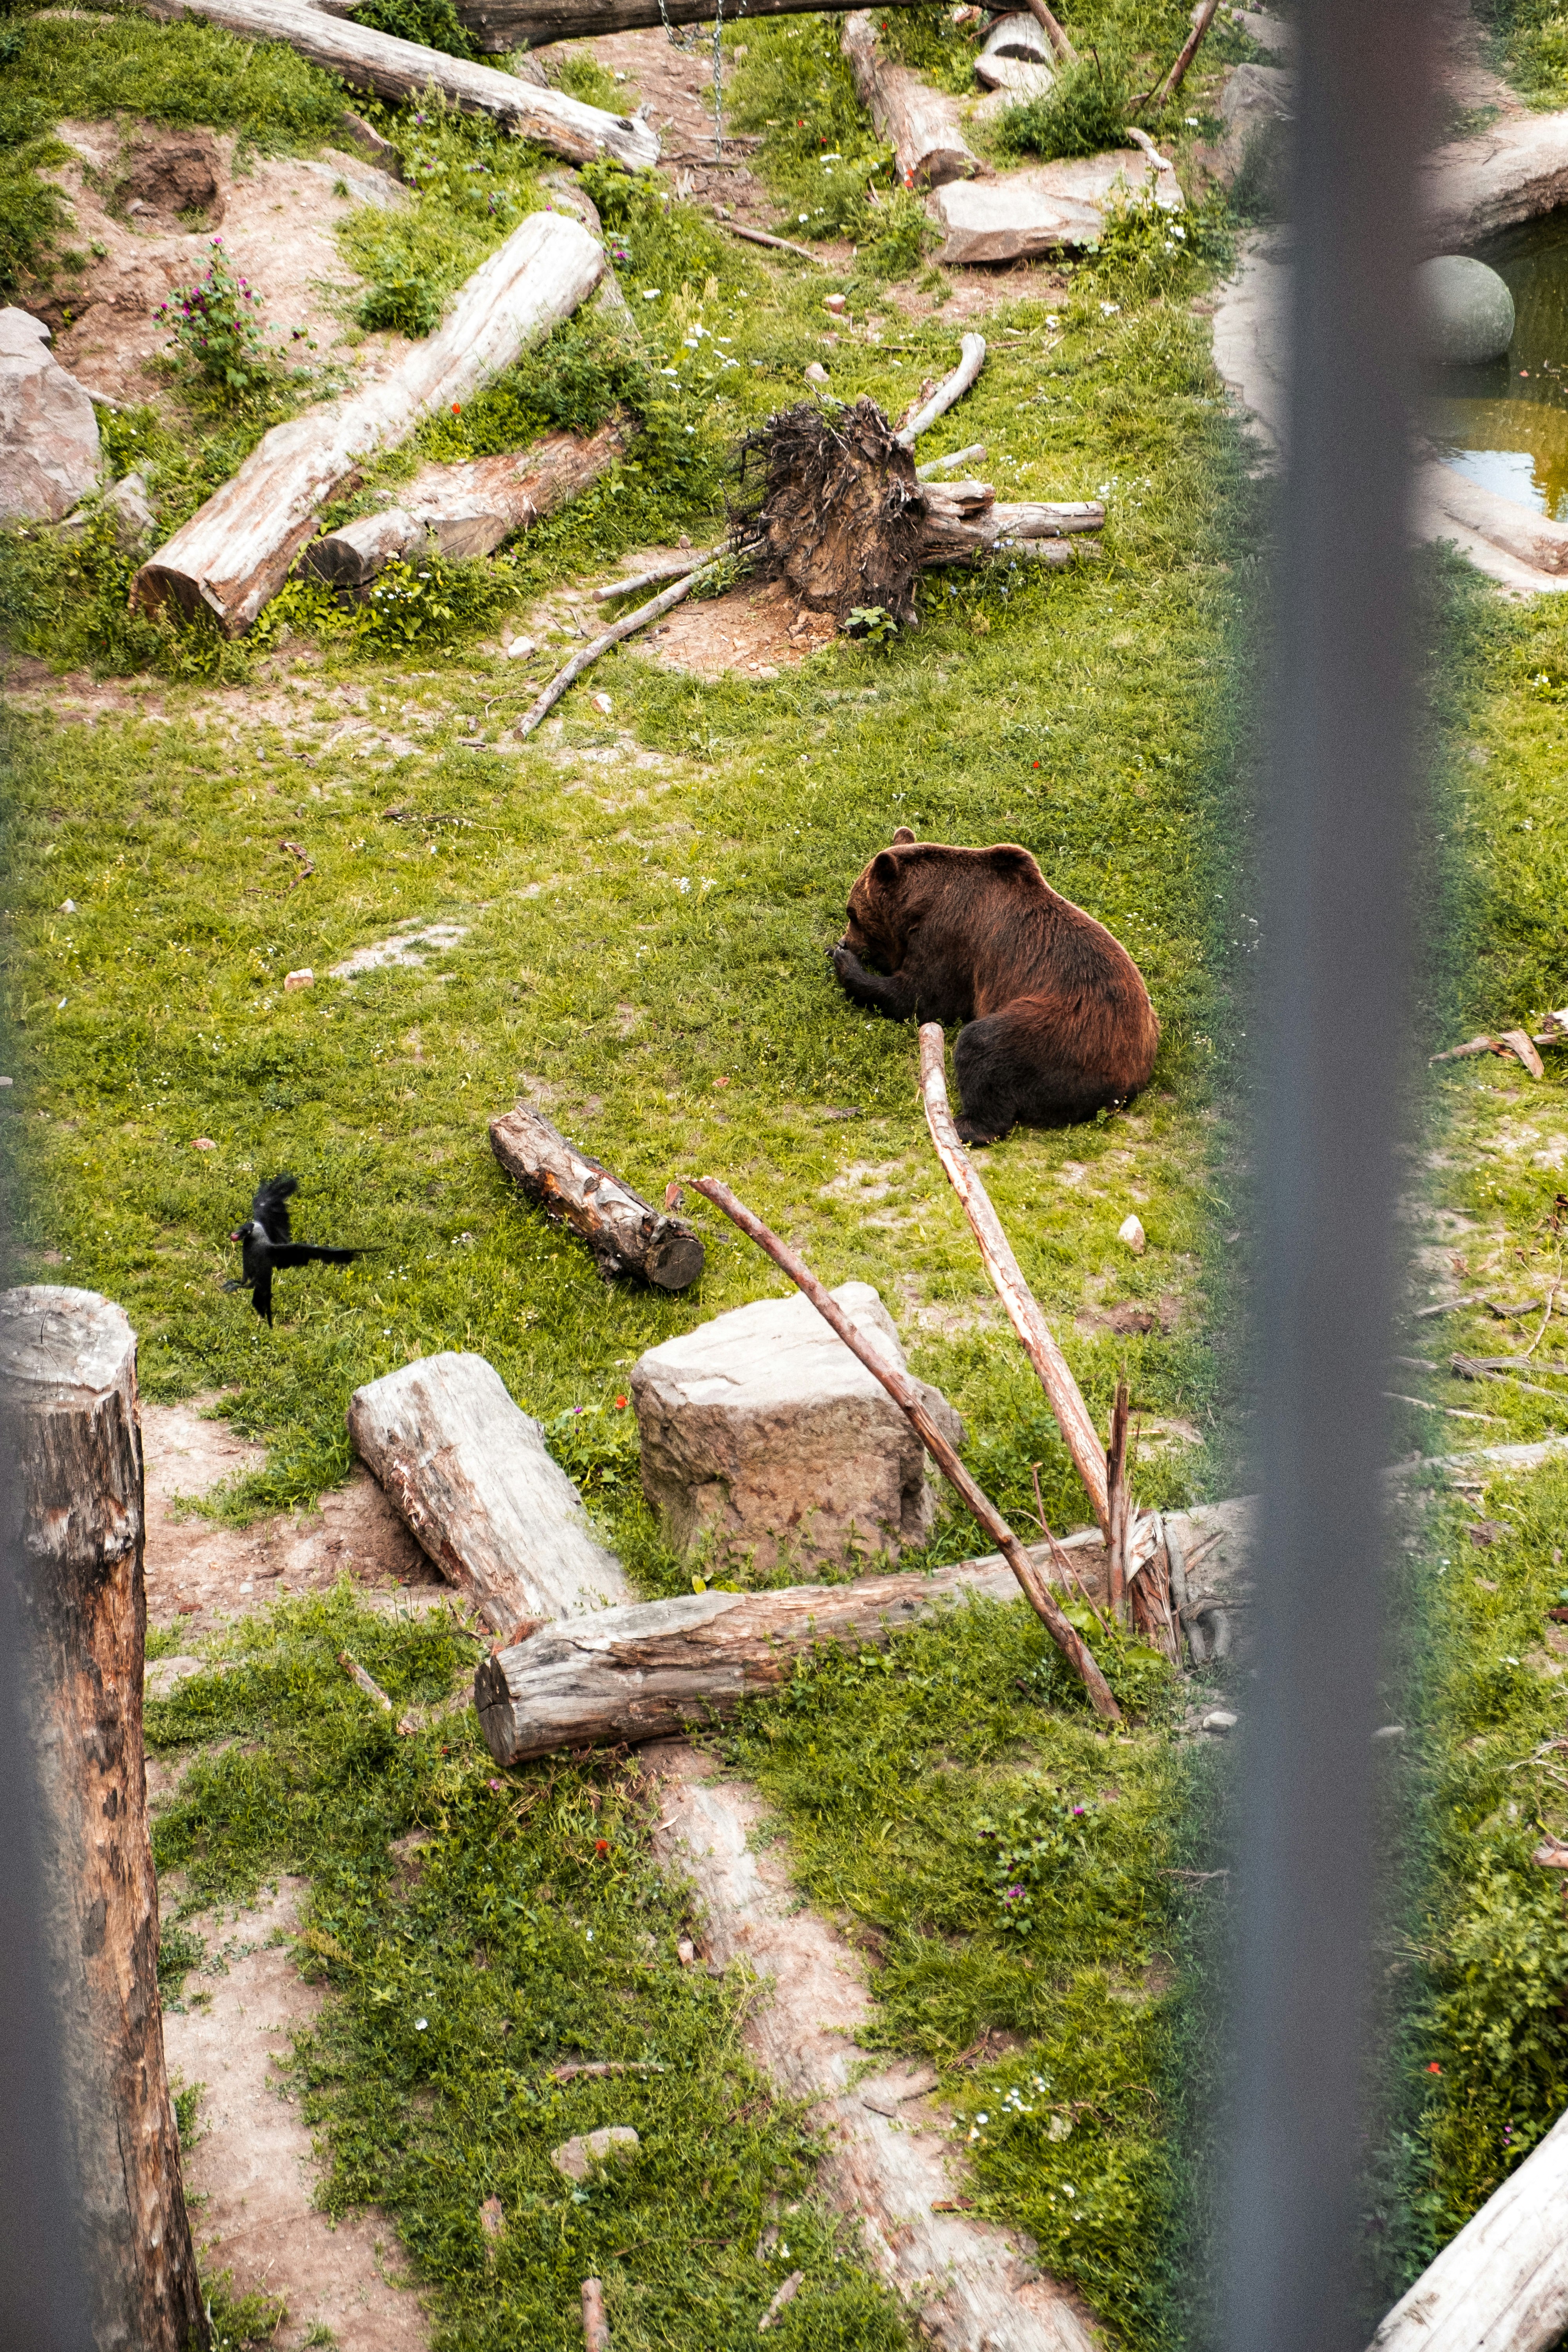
[955,1117,1005,1147]
[828,942,861,986]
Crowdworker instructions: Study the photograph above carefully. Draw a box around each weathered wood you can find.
[1145,0,1219,105]
[917,491,1105,565]
[1020,0,1078,60]
[1367,2103,1568,2352]
[916,441,987,478]
[690,1176,1122,1719]
[488,1105,705,1287]
[918,1023,1110,1532]
[347,1351,633,1632]
[515,564,714,735]
[842,12,978,188]
[476,1544,1073,1762]
[582,2280,611,2352]
[595,542,724,602]
[895,332,986,450]
[134,211,604,635]
[0,1287,208,2352]
[142,0,659,164]
[303,414,634,591]
[1105,1378,1130,1624]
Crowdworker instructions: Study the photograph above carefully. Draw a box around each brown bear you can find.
[829,829,1159,1143]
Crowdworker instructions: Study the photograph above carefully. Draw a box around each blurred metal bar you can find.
[1226,6,1434,2351]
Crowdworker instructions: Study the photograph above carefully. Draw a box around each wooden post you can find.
[0,1287,209,2352]
[1105,1379,1130,1627]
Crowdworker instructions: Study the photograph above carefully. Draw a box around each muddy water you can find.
[1434,212,1568,517]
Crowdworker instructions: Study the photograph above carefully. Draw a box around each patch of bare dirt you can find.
[142,1395,442,1636]
[649,573,837,675]
[37,120,411,414]
[163,1880,430,2352]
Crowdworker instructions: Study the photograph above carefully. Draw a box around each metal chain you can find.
[653,0,748,162]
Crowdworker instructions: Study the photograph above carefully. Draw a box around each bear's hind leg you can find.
[954,1004,1105,1142]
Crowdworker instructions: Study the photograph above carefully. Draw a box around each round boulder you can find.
[1420,254,1515,366]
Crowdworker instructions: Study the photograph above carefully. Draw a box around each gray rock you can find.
[549,2125,639,2181]
[1420,254,1515,366]
[1200,1708,1238,1736]
[933,149,1181,264]
[0,305,101,524]
[630,1281,964,1572]
[1205,62,1292,200]
[106,470,157,548]
[973,54,1056,99]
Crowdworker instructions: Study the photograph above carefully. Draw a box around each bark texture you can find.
[347,1351,633,1632]
[489,1106,704,1288]
[916,489,1105,566]
[0,1287,207,2352]
[842,11,978,186]
[477,1550,1048,1762]
[142,0,658,163]
[739,397,928,625]
[133,210,604,634]
[303,414,635,590]
[1367,2104,1568,2352]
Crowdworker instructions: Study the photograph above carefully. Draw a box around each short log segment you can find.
[302,414,635,592]
[1367,2103,1568,2352]
[477,1548,1053,1762]
[133,209,605,635]
[140,0,659,165]
[0,1288,208,2352]
[489,1105,704,1289]
[917,489,1105,566]
[347,1352,633,1632]
[842,11,978,187]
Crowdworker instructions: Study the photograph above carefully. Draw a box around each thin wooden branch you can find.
[916,442,987,479]
[895,333,987,450]
[517,566,714,738]
[1145,0,1219,106]
[550,2060,666,2081]
[594,544,724,602]
[1452,1354,1568,1403]
[712,219,824,263]
[918,1023,1109,1533]
[1021,0,1077,61]
[338,1648,415,1733]
[1106,1381,1131,1626]
[688,1175,1121,1721]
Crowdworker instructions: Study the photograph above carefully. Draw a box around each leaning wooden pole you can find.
[918,1022,1110,1534]
[688,1177,1121,1720]
[0,1288,209,2352]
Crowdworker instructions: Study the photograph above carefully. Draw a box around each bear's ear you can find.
[870,851,901,888]
[891,825,916,845]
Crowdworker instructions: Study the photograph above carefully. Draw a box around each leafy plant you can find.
[156,239,312,401]
[551,44,623,109]
[350,0,476,60]
[846,603,898,646]
[356,268,444,336]
[996,48,1136,163]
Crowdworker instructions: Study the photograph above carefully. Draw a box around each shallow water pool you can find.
[1435,211,1568,517]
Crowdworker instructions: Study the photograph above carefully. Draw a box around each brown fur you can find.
[829,828,1159,1142]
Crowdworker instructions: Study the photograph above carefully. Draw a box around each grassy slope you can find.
[0,8,1262,2345]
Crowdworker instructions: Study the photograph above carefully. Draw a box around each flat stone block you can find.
[932,149,1180,264]
[630,1281,963,1572]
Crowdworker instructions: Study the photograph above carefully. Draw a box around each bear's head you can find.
[841,827,919,966]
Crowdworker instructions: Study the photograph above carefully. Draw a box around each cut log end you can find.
[489,1106,705,1290]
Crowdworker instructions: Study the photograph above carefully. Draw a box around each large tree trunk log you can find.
[477,1545,1071,1762]
[347,1352,634,1633]
[489,1105,705,1290]
[1367,2104,1568,2352]
[0,1288,208,2352]
[842,11,978,188]
[132,210,604,635]
[142,0,659,165]
[302,412,635,591]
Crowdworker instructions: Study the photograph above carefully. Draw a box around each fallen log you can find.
[842,11,978,188]
[690,1175,1122,1719]
[134,210,604,634]
[488,1105,705,1289]
[918,1021,1109,1532]
[917,488,1105,564]
[1432,1015,1566,1071]
[302,412,635,592]
[453,0,925,50]
[347,1351,634,1632]
[0,1287,208,2352]
[141,0,658,165]
[476,1544,1078,1762]
[1020,0,1078,60]
[1366,2103,1568,2352]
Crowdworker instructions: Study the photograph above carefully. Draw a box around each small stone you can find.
[479,2194,505,2238]
[677,532,692,548]
[548,2125,639,2182]
[755,665,780,680]
[1201,1709,1238,1736]
[105,470,156,550]
[60,899,75,913]
[677,1937,697,1966]
[284,969,314,991]
[506,636,536,659]
[191,1138,216,1151]
[590,691,613,715]
[1118,1213,1146,1255]
[824,293,847,314]
[0,1076,12,1087]
[804,361,830,384]
[1047,2112,1073,2141]
[1372,1724,1405,1741]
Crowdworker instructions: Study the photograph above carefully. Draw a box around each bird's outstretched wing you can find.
[268,1244,361,1269]
[250,1174,298,1245]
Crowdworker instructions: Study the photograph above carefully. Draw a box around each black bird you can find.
[225,1175,361,1326]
